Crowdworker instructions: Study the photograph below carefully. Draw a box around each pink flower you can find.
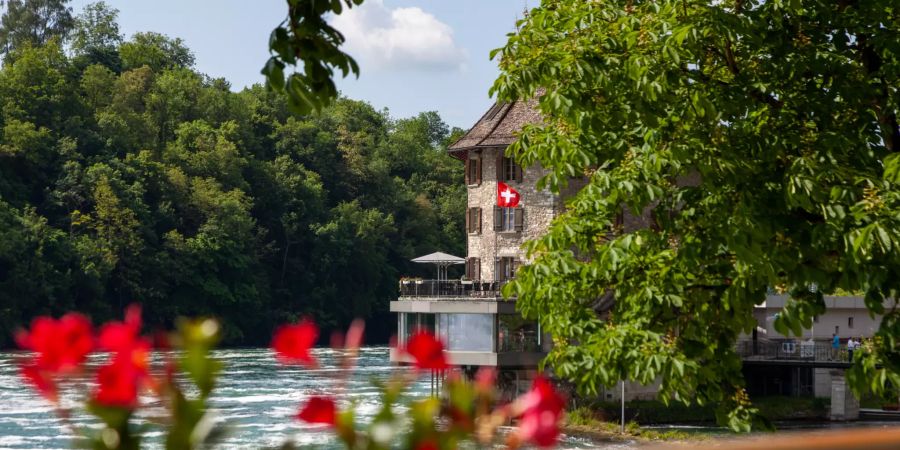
[403,331,448,370]
[509,376,566,448]
[272,320,320,366]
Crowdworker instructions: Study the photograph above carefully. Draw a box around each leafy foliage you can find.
[0,0,73,57]
[0,4,465,346]
[262,0,363,115]
[494,0,900,431]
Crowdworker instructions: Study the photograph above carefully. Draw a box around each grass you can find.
[564,406,705,442]
[575,396,829,425]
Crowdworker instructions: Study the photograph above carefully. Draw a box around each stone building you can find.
[389,99,557,393]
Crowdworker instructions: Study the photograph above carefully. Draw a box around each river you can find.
[0,347,627,449]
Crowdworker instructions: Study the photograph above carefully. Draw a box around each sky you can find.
[69,0,534,129]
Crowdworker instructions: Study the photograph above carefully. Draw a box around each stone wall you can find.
[466,146,558,281]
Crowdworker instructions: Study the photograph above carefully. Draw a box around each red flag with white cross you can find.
[497,182,520,208]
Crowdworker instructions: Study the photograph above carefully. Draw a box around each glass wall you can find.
[438,313,494,352]
[498,314,540,352]
[400,313,436,344]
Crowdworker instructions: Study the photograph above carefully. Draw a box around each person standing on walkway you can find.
[847,337,857,362]
[832,333,841,360]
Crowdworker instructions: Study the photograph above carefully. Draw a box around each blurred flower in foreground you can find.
[15,313,94,402]
[16,313,93,372]
[272,319,320,367]
[93,304,152,408]
[297,396,337,426]
[507,376,566,448]
[404,331,449,370]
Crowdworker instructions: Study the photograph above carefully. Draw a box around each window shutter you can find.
[464,157,471,185]
[465,258,472,279]
[514,207,524,232]
[493,206,502,231]
[475,154,482,185]
[476,207,482,233]
[473,257,480,280]
[515,163,523,183]
[495,258,502,282]
[496,152,504,181]
[465,207,471,233]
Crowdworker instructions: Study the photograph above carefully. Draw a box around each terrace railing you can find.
[398,279,507,299]
[736,339,853,364]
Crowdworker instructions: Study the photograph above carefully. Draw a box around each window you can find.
[496,257,519,282]
[496,154,523,182]
[848,317,854,329]
[402,313,436,344]
[498,314,540,352]
[466,207,482,234]
[465,257,481,281]
[493,206,524,232]
[438,313,494,352]
[465,152,482,185]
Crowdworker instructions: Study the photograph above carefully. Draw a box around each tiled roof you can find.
[448,98,541,154]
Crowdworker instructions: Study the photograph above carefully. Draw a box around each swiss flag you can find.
[497,182,521,208]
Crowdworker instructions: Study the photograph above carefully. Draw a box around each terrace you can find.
[397,279,508,300]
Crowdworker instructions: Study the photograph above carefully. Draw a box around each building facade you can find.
[390,100,557,392]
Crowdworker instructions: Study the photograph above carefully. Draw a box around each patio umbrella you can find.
[411,252,465,281]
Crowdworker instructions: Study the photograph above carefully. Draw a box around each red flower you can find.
[98,304,142,353]
[16,313,93,372]
[297,396,336,426]
[94,356,143,407]
[92,305,152,408]
[415,440,439,450]
[509,376,566,448]
[21,364,57,402]
[272,320,319,366]
[403,331,448,370]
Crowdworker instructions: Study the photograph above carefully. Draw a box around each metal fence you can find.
[498,331,541,352]
[736,339,853,363]
[398,279,506,299]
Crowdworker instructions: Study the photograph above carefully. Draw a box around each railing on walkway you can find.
[736,339,853,363]
[498,331,541,353]
[398,279,508,299]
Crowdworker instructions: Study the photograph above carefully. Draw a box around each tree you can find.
[0,0,73,57]
[70,1,121,69]
[119,31,194,72]
[489,0,900,430]
[70,1,120,53]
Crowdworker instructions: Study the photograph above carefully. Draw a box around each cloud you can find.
[331,0,468,72]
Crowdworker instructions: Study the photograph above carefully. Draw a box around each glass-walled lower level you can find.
[398,312,541,353]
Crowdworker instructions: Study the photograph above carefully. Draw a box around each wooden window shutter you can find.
[467,207,473,233]
[476,207,482,233]
[475,153,482,185]
[514,163,523,183]
[514,207,524,232]
[473,257,480,280]
[464,157,471,185]
[496,152,504,181]
[495,258,502,282]
[493,206,502,231]
[465,258,472,279]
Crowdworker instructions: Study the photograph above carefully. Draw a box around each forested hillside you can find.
[0,1,466,346]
